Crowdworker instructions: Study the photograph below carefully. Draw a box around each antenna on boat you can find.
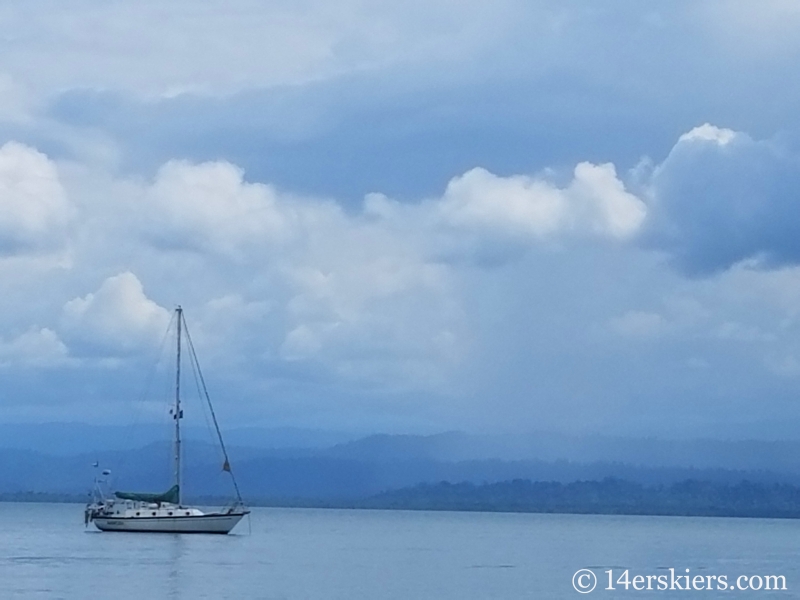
[174,305,183,508]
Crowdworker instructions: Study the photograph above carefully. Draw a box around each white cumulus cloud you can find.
[0,327,71,368]
[678,123,737,146]
[61,272,170,354]
[436,162,646,241]
[144,160,294,256]
[0,141,73,256]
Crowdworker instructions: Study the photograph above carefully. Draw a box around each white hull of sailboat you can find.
[93,512,246,534]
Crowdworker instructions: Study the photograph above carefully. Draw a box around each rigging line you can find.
[119,310,178,478]
[182,316,245,506]
[185,332,225,467]
[138,310,178,406]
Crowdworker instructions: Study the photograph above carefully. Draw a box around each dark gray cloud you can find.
[41,78,678,203]
[28,1,800,204]
[642,126,800,276]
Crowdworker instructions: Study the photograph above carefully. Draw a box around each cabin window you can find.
[152,512,156,516]
[186,512,190,515]
[135,512,140,516]
[168,512,173,516]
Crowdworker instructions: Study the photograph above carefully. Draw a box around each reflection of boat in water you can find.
[85,306,249,534]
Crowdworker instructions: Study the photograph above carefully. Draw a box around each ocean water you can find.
[0,503,798,599]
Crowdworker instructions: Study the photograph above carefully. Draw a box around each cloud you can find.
[140,156,643,272]
[715,321,777,343]
[1,0,513,98]
[165,157,643,384]
[641,124,800,275]
[436,163,645,240]
[2,1,800,437]
[764,352,800,379]
[60,272,170,355]
[608,311,667,338]
[0,74,34,123]
[274,213,460,387]
[18,1,799,213]
[5,124,800,434]
[363,162,646,268]
[144,159,294,256]
[0,141,73,256]
[701,1,800,57]
[280,323,329,361]
[50,156,464,388]
[0,327,71,368]
[280,255,458,386]
[677,123,737,146]
[60,124,800,391]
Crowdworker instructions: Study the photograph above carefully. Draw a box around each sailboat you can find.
[85,306,249,534]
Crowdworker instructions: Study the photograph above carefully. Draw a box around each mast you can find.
[174,306,183,506]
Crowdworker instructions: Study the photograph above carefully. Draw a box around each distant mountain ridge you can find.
[0,423,358,455]
[6,423,800,474]
[4,426,800,501]
[325,432,800,472]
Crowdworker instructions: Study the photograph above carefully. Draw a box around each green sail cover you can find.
[115,485,179,504]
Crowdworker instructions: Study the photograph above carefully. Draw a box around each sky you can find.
[2,0,800,439]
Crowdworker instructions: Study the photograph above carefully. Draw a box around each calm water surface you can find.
[0,503,798,599]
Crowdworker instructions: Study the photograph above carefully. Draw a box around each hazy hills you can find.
[326,432,800,473]
[3,424,800,502]
[0,423,356,455]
